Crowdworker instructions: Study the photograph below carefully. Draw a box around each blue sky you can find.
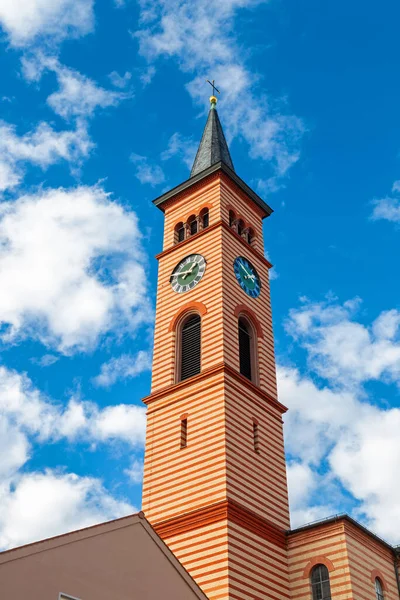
[0,0,399,549]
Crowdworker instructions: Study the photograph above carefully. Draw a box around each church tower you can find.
[142,94,290,600]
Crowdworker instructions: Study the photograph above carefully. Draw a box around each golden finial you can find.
[206,79,220,108]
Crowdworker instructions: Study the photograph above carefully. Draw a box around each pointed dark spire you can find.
[190,96,234,178]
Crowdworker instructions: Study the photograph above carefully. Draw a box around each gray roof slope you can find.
[190,106,234,177]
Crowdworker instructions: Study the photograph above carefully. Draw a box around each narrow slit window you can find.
[238,318,252,381]
[180,418,188,448]
[180,314,201,381]
[253,421,260,453]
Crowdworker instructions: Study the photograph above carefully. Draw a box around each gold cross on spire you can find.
[206,79,220,107]
[206,79,220,96]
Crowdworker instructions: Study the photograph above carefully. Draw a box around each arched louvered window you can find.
[375,578,384,600]
[247,228,255,245]
[229,210,236,228]
[237,219,245,237]
[187,215,198,236]
[238,317,252,381]
[175,222,185,244]
[180,314,201,381]
[200,208,209,229]
[311,564,331,600]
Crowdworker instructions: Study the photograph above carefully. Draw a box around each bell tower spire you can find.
[190,89,235,177]
[142,91,290,600]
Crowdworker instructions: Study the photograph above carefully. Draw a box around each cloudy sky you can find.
[0,0,399,550]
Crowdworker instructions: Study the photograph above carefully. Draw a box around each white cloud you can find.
[140,65,156,87]
[279,296,400,543]
[0,365,144,549]
[136,0,304,179]
[94,351,152,387]
[285,297,400,388]
[31,354,59,367]
[0,185,152,352]
[88,404,147,444]
[130,153,165,186]
[0,119,92,192]
[371,197,400,223]
[0,471,134,550]
[286,461,335,529]
[370,179,400,223]
[161,132,197,169]
[47,62,128,120]
[21,56,128,121]
[0,0,94,47]
[109,70,132,89]
[0,363,147,448]
[125,459,144,484]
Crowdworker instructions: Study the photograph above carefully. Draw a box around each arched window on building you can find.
[175,221,185,244]
[238,317,256,382]
[229,210,236,228]
[179,314,201,381]
[200,207,209,229]
[375,578,384,600]
[187,214,198,236]
[237,219,245,237]
[246,227,255,245]
[310,564,331,600]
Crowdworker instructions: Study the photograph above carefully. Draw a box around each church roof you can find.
[0,512,209,600]
[190,99,234,177]
[288,513,398,553]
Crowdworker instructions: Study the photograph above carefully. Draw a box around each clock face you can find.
[233,256,261,298]
[170,254,206,293]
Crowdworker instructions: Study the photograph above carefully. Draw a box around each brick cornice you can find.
[158,171,221,213]
[143,362,287,415]
[151,499,286,549]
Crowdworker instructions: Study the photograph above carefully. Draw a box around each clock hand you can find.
[180,263,197,279]
[241,265,254,280]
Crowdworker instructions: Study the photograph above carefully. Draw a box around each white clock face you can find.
[170,254,206,293]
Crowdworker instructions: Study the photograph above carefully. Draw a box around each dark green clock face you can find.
[170,254,206,293]
[233,256,261,298]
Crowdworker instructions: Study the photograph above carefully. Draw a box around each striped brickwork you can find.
[287,521,352,600]
[224,373,289,529]
[287,519,399,600]
[160,520,231,600]
[343,520,398,600]
[143,169,290,600]
[142,372,227,522]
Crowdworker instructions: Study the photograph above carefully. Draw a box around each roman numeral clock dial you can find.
[170,254,207,293]
[233,256,261,298]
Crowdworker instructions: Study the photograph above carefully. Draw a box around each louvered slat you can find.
[181,315,201,381]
